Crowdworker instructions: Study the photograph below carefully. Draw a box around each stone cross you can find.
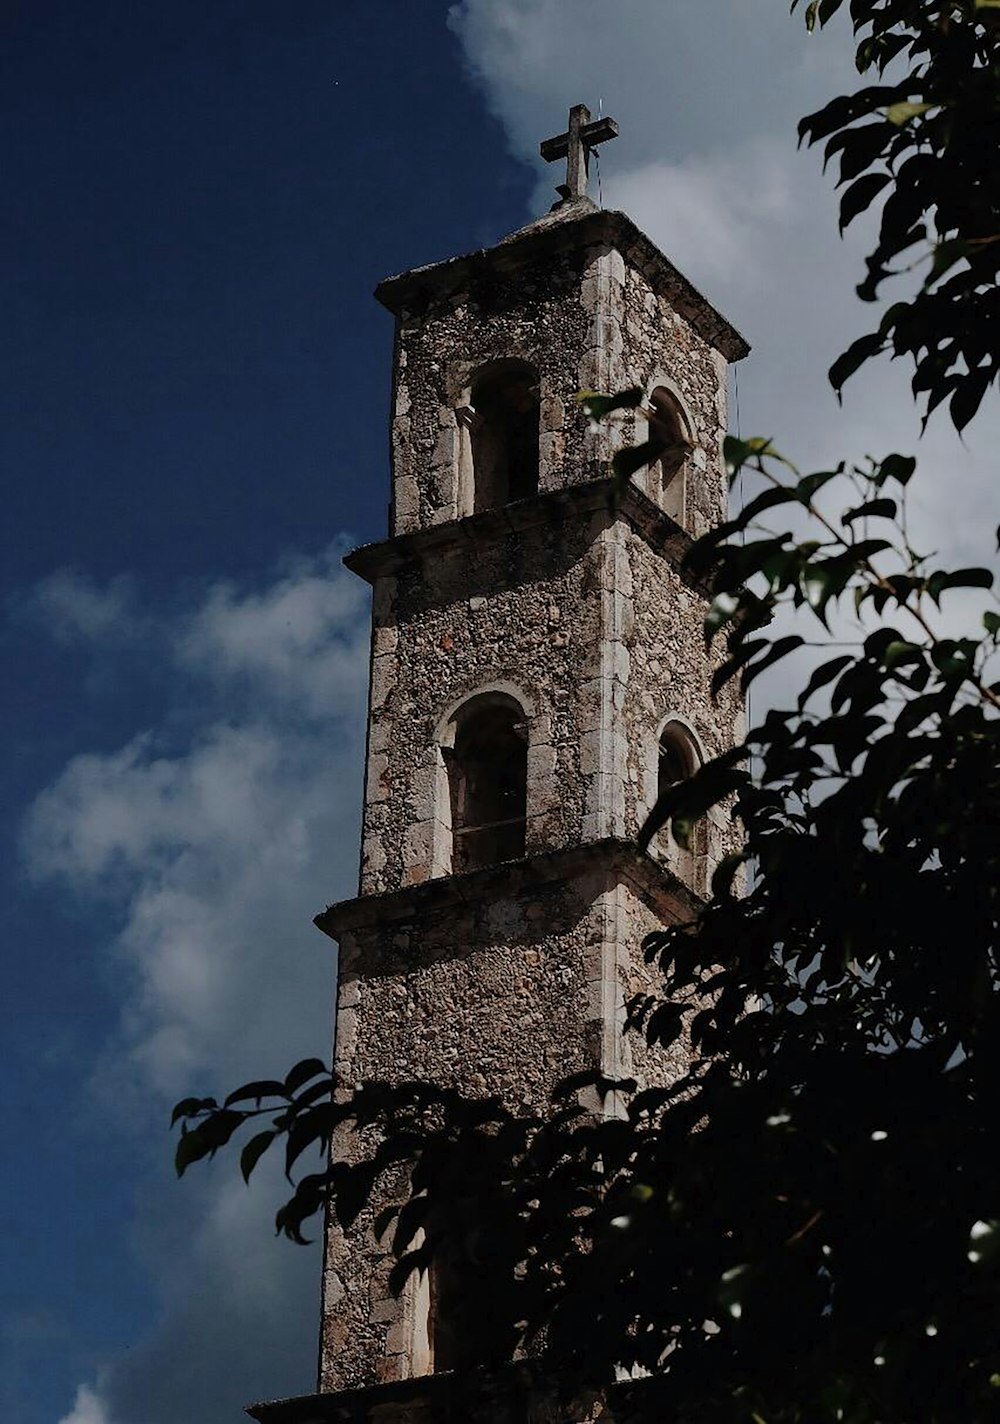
[540,103,619,203]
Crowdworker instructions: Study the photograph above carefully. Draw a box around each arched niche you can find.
[435,689,530,875]
[642,380,695,526]
[456,358,540,514]
[650,715,708,892]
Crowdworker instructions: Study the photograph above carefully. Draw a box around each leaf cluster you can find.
[793,0,1000,427]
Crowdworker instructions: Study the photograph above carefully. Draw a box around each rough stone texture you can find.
[350,485,740,902]
[378,207,743,545]
[315,845,696,1391]
[302,201,749,1403]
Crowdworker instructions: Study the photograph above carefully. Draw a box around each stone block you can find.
[393,475,420,526]
[374,624,397,656]
[370,655,395,711]
[539,394,564,431]
[430,426,458,469]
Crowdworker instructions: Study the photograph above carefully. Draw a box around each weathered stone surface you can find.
[300,193,748,1401]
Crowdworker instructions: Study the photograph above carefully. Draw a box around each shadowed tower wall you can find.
[303,200,748,1400]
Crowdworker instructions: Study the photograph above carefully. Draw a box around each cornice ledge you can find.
[374,207,749,364]
[342,479,706,594]
[247,1361,672,1423]
[314,837,701,943]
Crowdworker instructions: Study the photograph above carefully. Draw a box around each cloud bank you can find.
[449,0,1000,701]
[21,544,368,1423]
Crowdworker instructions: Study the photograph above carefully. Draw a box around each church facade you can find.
[250,108,748,1424]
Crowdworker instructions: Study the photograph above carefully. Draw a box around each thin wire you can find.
[733,363,755,778]
[594,98,606,206]
[734,362,743,441]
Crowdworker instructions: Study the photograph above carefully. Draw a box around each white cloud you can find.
[448,0,852,173]
[19,570,146,646]
[178,541,368,720]
[59,1384,110,1424]
[602,146,794,291]
[449,0,1000,712]
[24,542,369,1421]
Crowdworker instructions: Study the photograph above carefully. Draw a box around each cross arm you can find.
[539,116,619,162]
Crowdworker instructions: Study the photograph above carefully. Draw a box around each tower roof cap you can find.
[374,203,750,364]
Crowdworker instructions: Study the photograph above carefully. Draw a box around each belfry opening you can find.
[470,359,540,511]
[444,693,528,873]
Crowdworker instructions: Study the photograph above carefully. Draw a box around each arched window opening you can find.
[648,388,693,525]
[658,720,699,804]
[470,360,540,511]
[656,719,706,887]
[445,694,528,873]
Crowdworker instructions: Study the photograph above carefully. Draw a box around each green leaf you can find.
[950,371,992,434]
[842,497,897,525]
[612,439,661,489]
[175,1110,245,1177]
[885,101,932,126]
[711,637,768,698]
[931,639,978,680]
[224,1080,289,1109]
[638,757,747,852]
[704,591,740,643]
[576,388,643,422]
[241,1130,277,1183]
[925,239,970,289]
[735,484,802,528]
[829,333,883,394]
[874,453,917,488]
[839,171,891,232]
[796,468,842,503]
[797,654,854,709]
[724,435,776,483]
[927,568,995,603]
[171,1096,217,1127]
[882,640,923,671]
[742,635,806,691]
[825,122,893,183]
[711,852,747,898]
[284,1058,328,1095]
[801,565,837,618]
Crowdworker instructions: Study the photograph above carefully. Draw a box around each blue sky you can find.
[3,5,997,1423]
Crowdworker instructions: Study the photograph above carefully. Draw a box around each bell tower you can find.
[249,109,748,1424]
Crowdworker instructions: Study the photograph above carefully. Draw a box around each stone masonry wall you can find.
[318,208,746,1397]
[320,860,694,1393]
[387,225,728,541]
[360,511,600,897]
[389,246,596,533]
[580,235,729,538]
[621,525,745,885]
